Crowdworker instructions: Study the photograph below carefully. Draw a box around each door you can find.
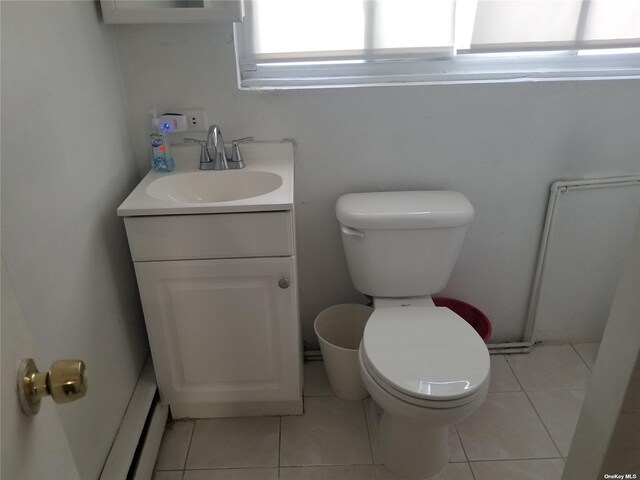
[135,256,301,413]
[1,258,81,480]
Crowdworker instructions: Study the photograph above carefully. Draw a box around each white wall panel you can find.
[112,23,640,344]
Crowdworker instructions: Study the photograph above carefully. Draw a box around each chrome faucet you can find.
[185,126,253,171]
[205,125,228,170]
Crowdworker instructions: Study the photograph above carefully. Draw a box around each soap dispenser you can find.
[150,110,175,172]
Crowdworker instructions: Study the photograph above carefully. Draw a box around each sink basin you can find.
[145,171,283,204]
[117,141,294,216]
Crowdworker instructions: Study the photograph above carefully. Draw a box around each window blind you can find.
[235,0,640,89]
[468,0,640,53]
[245,0,456,63]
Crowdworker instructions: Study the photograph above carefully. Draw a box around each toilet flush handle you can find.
[341,225,364,239]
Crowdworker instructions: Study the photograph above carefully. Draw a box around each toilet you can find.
[336,191,490,480]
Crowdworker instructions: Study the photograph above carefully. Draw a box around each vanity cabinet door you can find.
[134,256,301,417]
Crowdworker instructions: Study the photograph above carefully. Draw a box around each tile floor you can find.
[153,342,599,480]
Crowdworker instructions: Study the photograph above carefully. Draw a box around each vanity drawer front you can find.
[125,211,293,261]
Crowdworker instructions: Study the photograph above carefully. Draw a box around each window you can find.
[234,0,640,89]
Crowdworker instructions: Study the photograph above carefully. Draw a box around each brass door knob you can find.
[18,358,87,416]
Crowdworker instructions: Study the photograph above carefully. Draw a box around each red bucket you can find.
[433,296,492,343]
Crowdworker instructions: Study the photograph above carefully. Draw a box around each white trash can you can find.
[314,304,373,401]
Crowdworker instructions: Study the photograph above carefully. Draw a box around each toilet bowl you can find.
[335,191,490,479]
[360,304,489,479]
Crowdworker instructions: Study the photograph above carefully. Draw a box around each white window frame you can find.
[234,4,640,90]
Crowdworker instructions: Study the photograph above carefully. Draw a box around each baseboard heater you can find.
[100,357,168,480]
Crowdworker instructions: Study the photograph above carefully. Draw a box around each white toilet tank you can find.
[336,191,474,298]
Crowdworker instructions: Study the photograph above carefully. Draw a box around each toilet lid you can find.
[361,307,490,401]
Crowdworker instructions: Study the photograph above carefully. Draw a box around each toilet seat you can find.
[361,307,490,406]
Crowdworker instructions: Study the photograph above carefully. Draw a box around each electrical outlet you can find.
[172,108,208,131]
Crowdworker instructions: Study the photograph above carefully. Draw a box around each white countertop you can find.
[117,141,294,217]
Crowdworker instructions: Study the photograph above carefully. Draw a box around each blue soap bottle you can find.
[150,110,175,172]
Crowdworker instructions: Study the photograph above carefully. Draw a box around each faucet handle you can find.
[184,138,209,168]
[232,136,255,146]
[229,137,254,169]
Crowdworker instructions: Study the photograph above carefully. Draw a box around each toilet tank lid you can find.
[336,191,474,230]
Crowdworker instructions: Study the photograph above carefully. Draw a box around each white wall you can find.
[1,2,148,478]
[113,23,640,346]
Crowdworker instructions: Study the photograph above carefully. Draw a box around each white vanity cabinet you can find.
[118,141,301,418]
[125,211,302,418]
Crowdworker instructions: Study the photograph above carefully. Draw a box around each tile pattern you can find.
[488,355,521,392]
[470,459,565,480]
[280,466,376,479]
[155,421,193,471]
[572,342,600,370]
[186,417,280,469]
[155,347,596,479]
[280,396,372,466]
[506,344,591,390]
[526,389,586,456]
[183,469,278,480]
[153,472,183,480]
[376,463,474,479]
[456,392,559,460]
